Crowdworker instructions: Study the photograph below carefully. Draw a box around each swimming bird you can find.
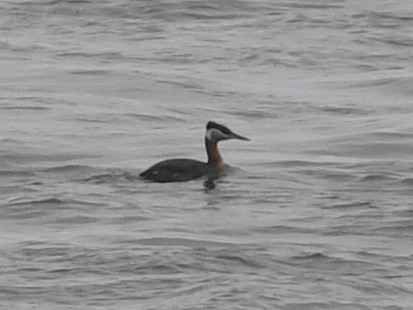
[139,121,249,182]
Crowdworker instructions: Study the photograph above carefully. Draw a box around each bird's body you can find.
[139,121,248,183]
[139,158,207,182]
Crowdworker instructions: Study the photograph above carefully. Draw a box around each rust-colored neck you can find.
[205,137,224,166]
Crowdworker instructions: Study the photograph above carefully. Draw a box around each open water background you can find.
[1,0,413,309]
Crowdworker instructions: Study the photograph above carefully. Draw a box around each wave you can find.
[81,170,141,184]
[42,164,95,173]
[135,237,248,248]
[291,252,330,261]
[6,197,65,207]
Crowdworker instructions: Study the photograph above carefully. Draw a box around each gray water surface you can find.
[1,1,413,309]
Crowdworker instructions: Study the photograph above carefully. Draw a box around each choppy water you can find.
[1,0,413,309]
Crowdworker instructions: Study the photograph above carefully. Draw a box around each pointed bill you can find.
[231,132,250,141]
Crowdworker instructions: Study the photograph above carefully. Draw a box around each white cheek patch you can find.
[206,128,226,140]
[205,128,217,140]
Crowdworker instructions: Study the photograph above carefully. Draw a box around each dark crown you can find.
[206,121,232,134]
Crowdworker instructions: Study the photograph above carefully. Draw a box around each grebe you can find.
[139,121,249,182]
